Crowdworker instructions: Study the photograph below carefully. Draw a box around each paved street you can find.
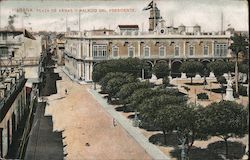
[44,68,151,160]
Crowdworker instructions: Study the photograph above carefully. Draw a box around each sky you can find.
[0,0,248,32]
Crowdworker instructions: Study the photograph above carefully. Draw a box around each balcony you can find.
[0,74,26,121]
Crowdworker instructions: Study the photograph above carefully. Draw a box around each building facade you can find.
[0,67,27,158]
[63,3,235,82]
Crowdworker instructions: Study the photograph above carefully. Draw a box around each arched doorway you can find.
[143,60,154,79]
[201,59,211,77]
[171,60,182,78]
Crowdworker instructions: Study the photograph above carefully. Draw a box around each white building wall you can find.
[0,86,26,157]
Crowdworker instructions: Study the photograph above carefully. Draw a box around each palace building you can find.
[63,2,236,82]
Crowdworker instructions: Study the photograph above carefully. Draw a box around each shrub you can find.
[233,85,248,96]
[197,93,209,100]
[217,76,227,85]
[239,85,247,96]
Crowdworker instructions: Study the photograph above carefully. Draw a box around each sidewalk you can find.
[61,67,88,85]
[88,88,170,160]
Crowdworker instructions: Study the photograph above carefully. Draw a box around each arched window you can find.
[159,46,165,57]
[203,45,209,56]
[128,46,135,57]
[144,46,150,57]
[189,45,195,56]
[112,46,119,57]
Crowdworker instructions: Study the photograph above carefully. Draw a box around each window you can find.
[159,46,165,57]
[214,43,227,57]
[2,33,7,40]
[174,46,179,56]
[189,45,194,56]
[112,46,119,57]
[144,46,150,57]
[0,47,8,57]
[93,45,107,58]
[93,46,97,57]
[128,47,134,57]
[204,45,209,56]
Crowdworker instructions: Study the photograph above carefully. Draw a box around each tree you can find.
[207,60,229,77]
[139,95,188,144]
[105,74,137,101]
[203,101,248,158]
[117,81,150,105]
[99,72,129,93]
[152,62,170,79]
[163,76,170,87]
[239,62,249,74]
[92,58,144,82]
[128,88,184,112]
[229,33,249,96]
[180,61,204,84]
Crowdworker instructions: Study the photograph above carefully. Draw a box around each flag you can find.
[143,1,153,11]
[24,29,36,40]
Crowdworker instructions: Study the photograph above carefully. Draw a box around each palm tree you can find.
[229,33,249,97]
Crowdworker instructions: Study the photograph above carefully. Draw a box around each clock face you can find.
[160,29,165,34]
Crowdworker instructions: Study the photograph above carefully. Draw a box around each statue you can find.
[225,76,234,101]
[227,78,233,88]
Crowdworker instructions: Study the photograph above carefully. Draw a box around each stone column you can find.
[85,63,90,81]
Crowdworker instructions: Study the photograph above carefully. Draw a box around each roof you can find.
[118,25,139,29]
[92,28,114,32]
[0,28,23,34]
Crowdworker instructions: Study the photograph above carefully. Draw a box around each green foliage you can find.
[204,101,247,137]
[162,76,170,87]
[227,61,235,73]
[99,72,130,93]
[105,74,137,100]
[92,58,144,82]
[180,61,204,76]
[202,101,248,157]
[180,61,204,84]
[207,60,229,77]
[238,63,249,74]
[117,81,150,105]
[233,84,248,96]
[229,33,249,55]
[216,76,227,85]
[152,62,170,79]
[197,93,209,100]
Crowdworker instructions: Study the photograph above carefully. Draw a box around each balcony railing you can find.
[0,74,25,111]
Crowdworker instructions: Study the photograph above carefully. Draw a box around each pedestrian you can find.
[65,89,68,95]
[113,118,117,127]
